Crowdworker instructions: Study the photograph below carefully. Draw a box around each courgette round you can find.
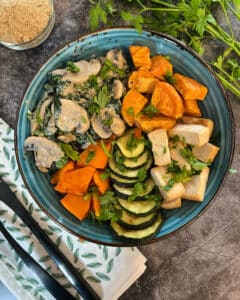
[116,130,145,158]
[113,178,155,200]
[119,149,149,169]
[117,197,160,216]
[118,210,159,230]
[111,214,163,244]
[110,173,137,187]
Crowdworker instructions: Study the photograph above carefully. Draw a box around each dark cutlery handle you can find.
[0,220,77,300]
[0,181,100,300]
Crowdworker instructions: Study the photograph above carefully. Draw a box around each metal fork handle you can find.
[0,220,77,300]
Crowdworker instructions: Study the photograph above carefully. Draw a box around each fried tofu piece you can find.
[192,143,220,163]
[182,116,214,137]
[162,198,182,209]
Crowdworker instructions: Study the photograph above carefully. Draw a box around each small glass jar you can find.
[0,0,55,50]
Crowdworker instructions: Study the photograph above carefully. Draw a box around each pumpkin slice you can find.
[91,193,101,217]
[129,45,152,69]
[61,193,91,221]
[173,73,208,100]
[150,55,173,80]
[121,88,148,126]
[151,81,184,119]
[55,166,95,194]
[93,170,110,194]
[50,160,75,185]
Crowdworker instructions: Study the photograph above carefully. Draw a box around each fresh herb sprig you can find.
[88,0,240,97]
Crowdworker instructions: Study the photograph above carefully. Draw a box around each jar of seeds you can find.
[0,0,55,50]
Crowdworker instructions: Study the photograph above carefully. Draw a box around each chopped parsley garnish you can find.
[55,156,68,169]
[86,150,96,163]
[180,147,209,171]
[61,144,79,161]
[128,182,145,201]
[66,61,80,73]
[164,70,175,84]
[97,191,122,221]
[141,104,159,117]
[126,106,134,117]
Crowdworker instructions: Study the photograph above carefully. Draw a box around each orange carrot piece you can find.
[91,193,101,217]
[93,170,110,194]
[134,127,142,139]
[121,88,148,126]
[135,114,176,133]
[129,45,152,69]
[77,140,111,169]
[61,193,91,221]
[50,160,75,185]
[55,166,95,194]
[173,73,208,100]
[151,81,184,119]
[150,55,173,80]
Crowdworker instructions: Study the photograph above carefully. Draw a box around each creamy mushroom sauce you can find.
[25,49,129,172]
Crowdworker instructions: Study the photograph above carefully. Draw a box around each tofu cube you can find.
[162,198,182,209]
[182,116,214,137]
[169,140,191,171]
[192,143,220,163]
[151,166,185,201]
[168,124,209,147]
[148,129,171,166]
[183,167,210,201]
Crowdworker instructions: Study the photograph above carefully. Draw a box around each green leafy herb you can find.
[163,178,175,191]
[137,166,147,182]
[141,104,159,117]
[61,144,79,161]
[88,0,240,97]
[100,168,111,181]
[126,106,134,117]
[229,167,237,174]
[93,85,110,109]
[35,110,43,127]
[86,150,96,163]
[180,147,209,171]
[97,191,122,221]
[55,156,68,169]
[164,70,175,84]
[100,59,126,79]
[66,61,80,73]
[128,182,144,201]
[100,140,112,158]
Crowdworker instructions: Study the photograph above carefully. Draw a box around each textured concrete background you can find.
[0,1,240,299]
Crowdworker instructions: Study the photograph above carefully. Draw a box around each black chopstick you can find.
[0,220,76,300]
[0,180,100,300]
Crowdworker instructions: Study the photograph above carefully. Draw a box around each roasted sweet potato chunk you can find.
[129,45,152,69]
[151,81,184,119]
[134,114,176,132]
[121,88,148,126]
[183,99,202,117]
[150,55,173,80]
[128,67,158,94]
[173,73,208,100]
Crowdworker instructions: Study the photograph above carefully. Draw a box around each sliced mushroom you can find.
[91,113,113,139]
[58,133,77,143]
[110,116,126,137]
[56,99,90,133]
[24,136,64,170]
[113,79,125,99]
[106,49,127,69]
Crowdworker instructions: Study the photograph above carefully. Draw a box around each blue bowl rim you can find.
[14,27,235,246]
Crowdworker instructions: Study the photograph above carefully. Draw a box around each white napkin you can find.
[0,117,147,300]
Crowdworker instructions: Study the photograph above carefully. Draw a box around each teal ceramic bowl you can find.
[16,28,234,246]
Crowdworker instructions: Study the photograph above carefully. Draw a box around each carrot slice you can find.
[77,140,112,169]
[93,170,110,194]
[173,73,208,100]
[61,193,91,221]
[55,166,95,194]
[91,193,101,217]
[50,160,75,185]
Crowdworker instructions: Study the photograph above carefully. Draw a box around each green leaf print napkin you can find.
[0,117,147,300]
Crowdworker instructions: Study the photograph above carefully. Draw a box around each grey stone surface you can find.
[0,1,239,299]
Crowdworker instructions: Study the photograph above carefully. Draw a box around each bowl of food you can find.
[15,28,234,246]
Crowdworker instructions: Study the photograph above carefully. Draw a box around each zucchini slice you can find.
[116,130,145,158]
[111,214,163,244]
[109,156,153,179]
[110,173,137,187]
[117,198,159,216]
[113,178,155,200]
[121,150,149,169]
[118,210,159,230]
